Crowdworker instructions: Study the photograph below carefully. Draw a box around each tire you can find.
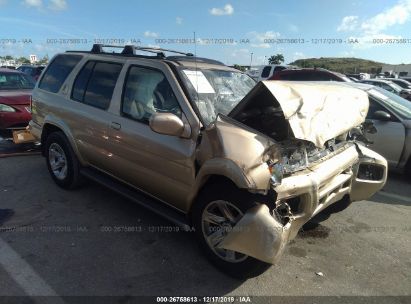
[405,157,411,180]
[44,131,82,189]
[192,180,271,279]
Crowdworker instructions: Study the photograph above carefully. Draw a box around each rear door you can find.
[67,60,123,170]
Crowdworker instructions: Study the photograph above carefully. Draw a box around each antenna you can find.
[194,31,200,100]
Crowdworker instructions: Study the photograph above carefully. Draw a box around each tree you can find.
[233,64,245,72]
[38,55,49,65]
[268,54,284,65]
[17,57,30,64]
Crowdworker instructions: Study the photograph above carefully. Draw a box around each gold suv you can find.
[30,44,387,278]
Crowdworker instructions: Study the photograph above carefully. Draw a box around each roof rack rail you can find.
[90,44,193,58]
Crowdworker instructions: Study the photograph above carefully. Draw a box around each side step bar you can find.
[80,168,192,231]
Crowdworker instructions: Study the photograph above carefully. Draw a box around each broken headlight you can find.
[267,161,284,186]
[281,145,308,174]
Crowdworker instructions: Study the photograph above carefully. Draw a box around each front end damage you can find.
[197,81,388,264]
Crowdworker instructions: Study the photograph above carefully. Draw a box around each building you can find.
[381,64,411,77]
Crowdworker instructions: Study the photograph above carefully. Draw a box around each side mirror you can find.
[373,110,391,121]
[149,112,184,137]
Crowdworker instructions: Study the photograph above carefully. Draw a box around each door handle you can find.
[110,122,121,130]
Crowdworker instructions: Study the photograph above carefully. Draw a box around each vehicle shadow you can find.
[370,171,411,207]
[0,130,40,155]
[1,161,245,297]
[82,182,245,296]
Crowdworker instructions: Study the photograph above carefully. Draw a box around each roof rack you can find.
[89,44,193,58]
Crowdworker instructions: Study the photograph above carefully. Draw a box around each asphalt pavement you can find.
[0,151,410,303]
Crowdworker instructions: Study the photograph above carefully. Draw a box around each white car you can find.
[246,65,293,82]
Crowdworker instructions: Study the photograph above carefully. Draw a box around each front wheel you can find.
[192,181,271,279]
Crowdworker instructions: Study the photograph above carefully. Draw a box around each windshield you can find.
[179,68,256,125]
[0,72,35,90]
[368,86,411,120]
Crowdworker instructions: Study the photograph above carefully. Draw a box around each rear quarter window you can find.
[39,54,82,93]
[71,61,122,110]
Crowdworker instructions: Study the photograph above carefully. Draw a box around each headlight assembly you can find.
[267,161,284,186]
[0,104,16,112]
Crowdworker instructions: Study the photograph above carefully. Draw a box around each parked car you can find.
[29,45,387,278]
[346,73,361,80]
[17,65,45,81]
[246,64,292,81]
[345,83,411,177]
[269,68,352,82]
[0,68,34,130]
[360,79,411,101]
[0,65,16,70]
[399,77,411,85]
[379,78,411,90]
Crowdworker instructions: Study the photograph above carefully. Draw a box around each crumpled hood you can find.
[229,81,369,147]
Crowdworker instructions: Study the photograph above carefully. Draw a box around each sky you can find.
[1,0,411,65]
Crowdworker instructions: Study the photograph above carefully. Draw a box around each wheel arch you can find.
[41,119,85,165]
[186,158,260,220]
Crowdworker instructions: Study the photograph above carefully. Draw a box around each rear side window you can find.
[261,66,272,78]
[72,61,94,102]
[309,72,332,81]
[279,71,308,80]
[71,61,122,110]
[39,55,82,93]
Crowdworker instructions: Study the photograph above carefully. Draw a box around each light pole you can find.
[250,52,253,68]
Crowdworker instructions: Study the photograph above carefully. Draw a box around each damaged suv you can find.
[30,45,387,278]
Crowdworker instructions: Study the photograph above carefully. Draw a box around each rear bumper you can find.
[219,144,387,264]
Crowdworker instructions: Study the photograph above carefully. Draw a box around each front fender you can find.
[193,157,252,191]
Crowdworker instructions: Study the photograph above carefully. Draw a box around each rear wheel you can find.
[45,131,82,189]
[405,157,411,180]
[192,181,271,279]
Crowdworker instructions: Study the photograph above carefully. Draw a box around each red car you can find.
[269,68,352,82]
[0,68,35,129]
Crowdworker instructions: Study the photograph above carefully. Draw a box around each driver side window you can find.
[121,66,181,123]
[367,98,397,122]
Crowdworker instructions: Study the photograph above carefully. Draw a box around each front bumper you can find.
[219,144,387,264]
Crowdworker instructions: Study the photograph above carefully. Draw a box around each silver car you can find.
[359,79,411,101]
[346,83,411,177]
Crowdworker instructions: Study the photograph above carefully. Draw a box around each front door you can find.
[105,64,197,211]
